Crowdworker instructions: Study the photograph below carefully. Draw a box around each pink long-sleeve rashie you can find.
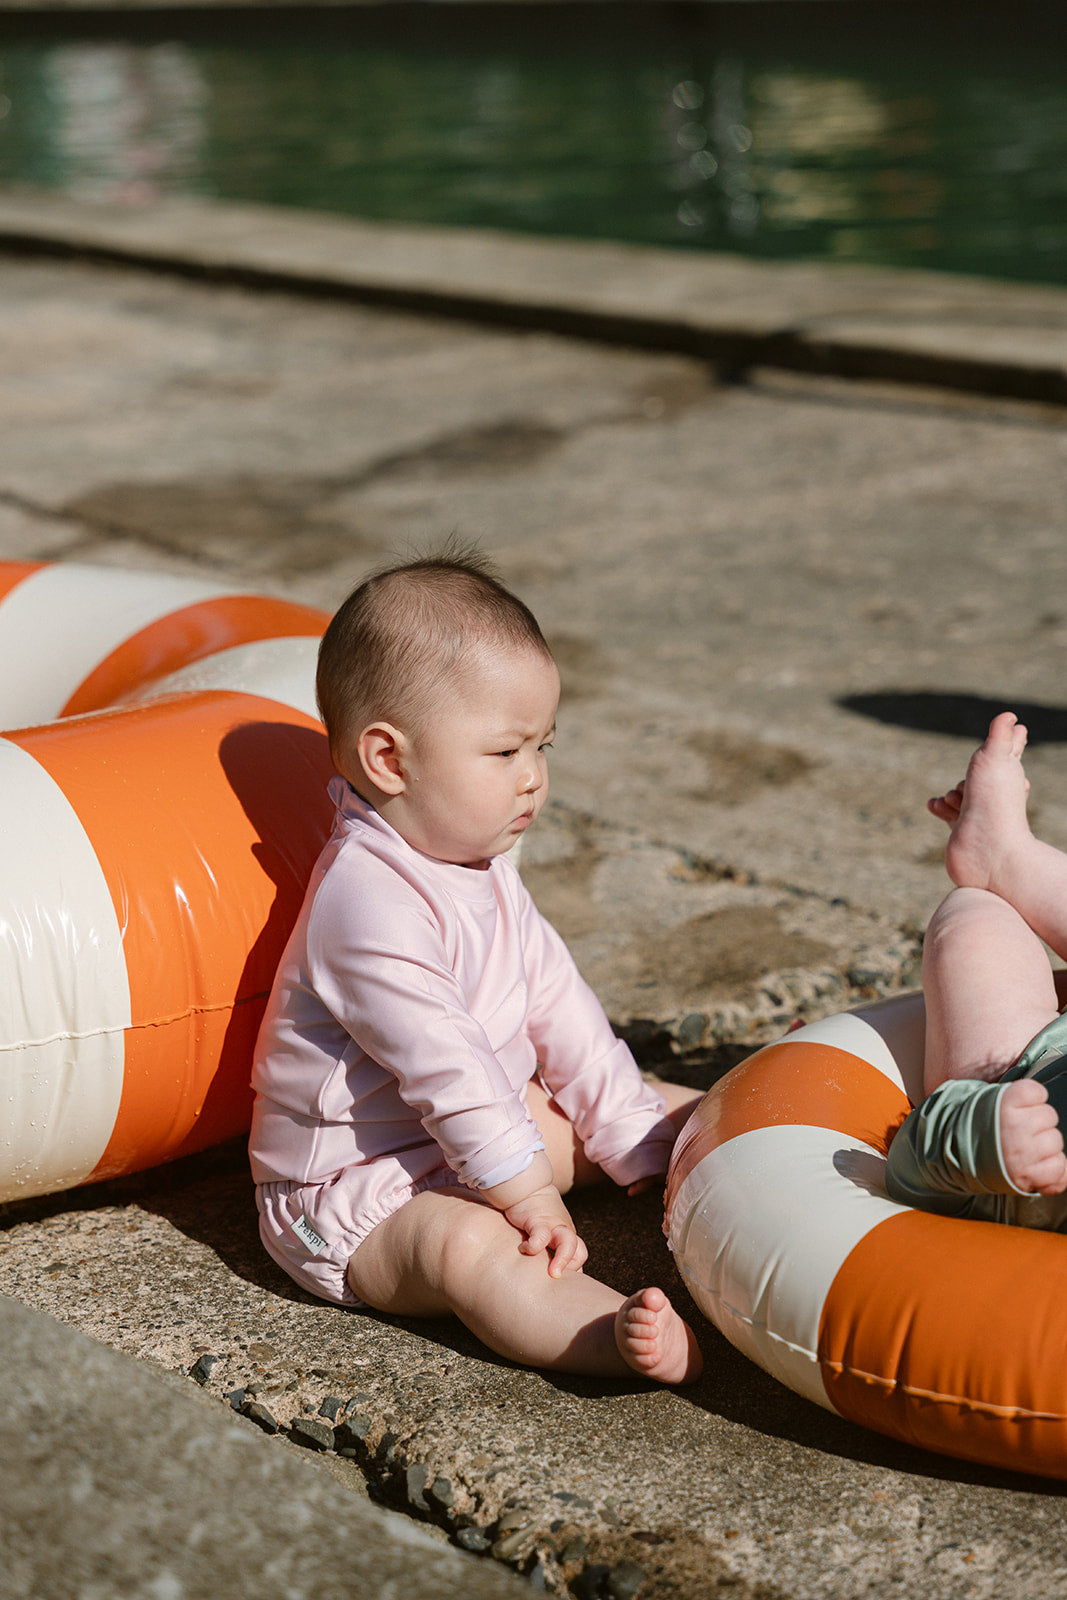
[250,778,674,1305]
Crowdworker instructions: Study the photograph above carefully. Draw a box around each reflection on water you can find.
[1,2,1066,285]
[41,44,204,202]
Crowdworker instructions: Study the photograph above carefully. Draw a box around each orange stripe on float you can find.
[0,561,46,603]
[669,1040,910,1194]
[8,693,335,1178]
[61,595,328,715]
[820,1209,1067,1476]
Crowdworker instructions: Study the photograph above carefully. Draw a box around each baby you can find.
[250,551,703,1382]
[886,711,1067,1224]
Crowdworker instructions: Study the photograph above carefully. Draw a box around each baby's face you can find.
[395,644,560,867]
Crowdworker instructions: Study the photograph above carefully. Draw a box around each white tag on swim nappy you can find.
[291,1213,328,1257]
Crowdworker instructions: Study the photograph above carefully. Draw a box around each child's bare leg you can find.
[526,1076,702,1194]
[922,886,1065,1190]
[932,711,1067,963]
[347,1189,702,1382]
[922,888,1059,1093]
[525,1079,601,1191]
[648,1077,706,1134]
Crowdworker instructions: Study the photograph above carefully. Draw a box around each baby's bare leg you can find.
[347,1189,702,1383]
[932,711,1067,963]
[922,887,1059,1094]
[527,1076,702,1195]
[649,1077,706,1132]
[526,1079,601,1191]
[923,888,1066,1188]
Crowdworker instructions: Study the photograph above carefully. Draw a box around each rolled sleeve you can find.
[885,1078,1024,1216]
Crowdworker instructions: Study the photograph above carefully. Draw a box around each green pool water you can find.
[1,1,1066,286]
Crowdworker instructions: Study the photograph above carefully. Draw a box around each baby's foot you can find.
[931,712,1033,894]
[615,1287,703,1384]
[999,1078,1067,1195]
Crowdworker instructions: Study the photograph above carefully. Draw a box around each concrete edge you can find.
[2,188,1067,404]
[2,1291,532,1600]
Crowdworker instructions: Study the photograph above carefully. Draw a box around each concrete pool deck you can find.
[3,189,1067,405]
[3,193,1067,1599]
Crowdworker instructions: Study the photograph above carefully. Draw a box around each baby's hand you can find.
[999,1078,1067,1195]
[503,1185,588,1278]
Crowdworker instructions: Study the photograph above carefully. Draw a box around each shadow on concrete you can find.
[567,1186,1067,1504]
[669,1333,1067,1500]
[839,690,1067,745]
[0,1141,315,1307]
[6,1138,1066,1517]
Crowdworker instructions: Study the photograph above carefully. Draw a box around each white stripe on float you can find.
[668,1123,909,1410]
[0,563,230,727]
[0,740,130,1202]
[121,635,322,721]
[786,991,925,1106]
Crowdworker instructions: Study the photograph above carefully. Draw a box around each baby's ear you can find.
[356,723,406,795]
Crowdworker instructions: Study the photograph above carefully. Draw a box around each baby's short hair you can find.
[316,548,553,771]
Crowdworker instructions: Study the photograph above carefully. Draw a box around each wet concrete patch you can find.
[519,832,604,942]
[635,906,834,1000]
[368,419,567,480]
[524,801,922,1057]
[548,633,613,702]
[688,730,817,805]
[629,368,720,422]
[64,476,385,575]
[57,420,572,576]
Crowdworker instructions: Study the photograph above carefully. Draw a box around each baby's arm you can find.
[886,1078,1011,1215]
[480,1151,587,1277]
[887,1073,1067,1213]
[516,889,676,1186]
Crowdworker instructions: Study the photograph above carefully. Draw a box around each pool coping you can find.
[3,187,1067,403]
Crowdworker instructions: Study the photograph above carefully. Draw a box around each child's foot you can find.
[999,1077,1067,1195]
[931,712,1033,894]
[615,1287,703,1384]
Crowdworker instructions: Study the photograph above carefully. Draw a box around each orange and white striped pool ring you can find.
[0,560,334,1203]
[665,995,1067,1479]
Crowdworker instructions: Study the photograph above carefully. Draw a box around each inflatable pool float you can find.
[0,559,334,1204]
[665,994,1067,1480]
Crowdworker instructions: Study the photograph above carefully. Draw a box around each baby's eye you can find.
[539,740,554,753]
[496,748,518,759]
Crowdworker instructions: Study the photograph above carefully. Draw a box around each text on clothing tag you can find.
[292,1213,328,1256]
